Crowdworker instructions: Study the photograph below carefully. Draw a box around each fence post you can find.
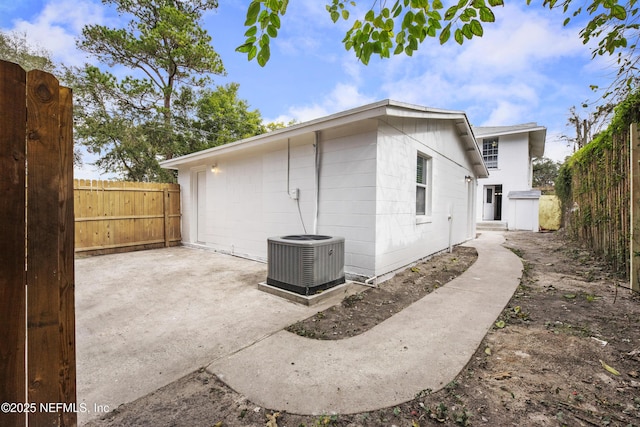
[631,123,640,292]
[0,60,28,427]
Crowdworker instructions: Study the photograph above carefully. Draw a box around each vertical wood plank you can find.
[0,60,27,427]
[163,188,170,247]
[58,87,77,427]
[630,123,640,291]
[26,69,62,427]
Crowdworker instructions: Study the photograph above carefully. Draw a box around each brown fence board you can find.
[58,86,77,427]
[26,68,63,427]
[1,60,77,427]
[0,59,27,427]
[73,180,181,255]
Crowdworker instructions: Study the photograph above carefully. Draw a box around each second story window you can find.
[483,138,499,169]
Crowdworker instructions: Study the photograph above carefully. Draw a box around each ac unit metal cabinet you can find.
[267,235,345,296]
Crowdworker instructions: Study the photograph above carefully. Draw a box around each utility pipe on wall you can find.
[313,131,321,234]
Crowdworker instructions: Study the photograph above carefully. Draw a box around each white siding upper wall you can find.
[375,118,476,275]
[476,132,532,223]
[317,122,377,276]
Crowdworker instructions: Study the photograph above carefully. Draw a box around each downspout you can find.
[448,204,453,253]
[313,131,320,234]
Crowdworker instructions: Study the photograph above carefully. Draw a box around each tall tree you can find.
[67,67,271,182]
[561,104,613,151]
[0,31,56,72]
[72,0,228,181]
[532,157,561,189]
[79,0,225,138]
[0,31,87,166]
[171,83,268,156]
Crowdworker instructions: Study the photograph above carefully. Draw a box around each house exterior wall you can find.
[374,118,477,276]
[178,121,379,277]
[476,132,532,227]
[176,115,479,280]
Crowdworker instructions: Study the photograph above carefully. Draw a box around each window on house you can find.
[482,138,499,169]
[416,154,431,216]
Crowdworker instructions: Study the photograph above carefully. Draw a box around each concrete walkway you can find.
[207,231,522,415]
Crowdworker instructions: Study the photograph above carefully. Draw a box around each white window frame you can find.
[416,153,432,223]
[482,137,499,169]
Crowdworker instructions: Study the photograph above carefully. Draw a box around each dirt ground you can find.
[85,231,640,427]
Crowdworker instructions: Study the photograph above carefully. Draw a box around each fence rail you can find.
[74,179,181,255]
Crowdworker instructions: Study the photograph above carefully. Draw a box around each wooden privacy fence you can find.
[74,179,181,255]
[0,60,76,426]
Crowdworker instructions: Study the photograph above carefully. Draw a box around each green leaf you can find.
[479,7,495,22]
[342,9,350,20]
[563,17,571,25]
[495,320,506,329]
[433,0,444,8]
[245,1,261,26]
[402,11,415,28]
[470,19,483,36]
[454,28,463,44]
[244,26,258,37]
[266,25,278,37]
[393,3,404,17]
[248,45,258,61]
[611,4,627,19]
[444,5,459,20]
[236,43,253,54]
[462,23,473,39]
[385,18,395,31]
[269,13,281,28]
[488,0,504,6]
[365,9,375,21]
[439,22,451,43]
[257,45,270,66]
[331,10,340,22]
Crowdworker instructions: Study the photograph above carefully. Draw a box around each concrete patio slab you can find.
[75,246,363,424]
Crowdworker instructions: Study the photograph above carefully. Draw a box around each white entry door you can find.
[196,170,206,243]
[483,186,495,221]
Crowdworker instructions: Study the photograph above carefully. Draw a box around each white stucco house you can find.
[473,123,547,231]
[160,100,488,282]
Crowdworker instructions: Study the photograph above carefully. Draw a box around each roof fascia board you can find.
[474,126,546,139]
[161,103,391,169]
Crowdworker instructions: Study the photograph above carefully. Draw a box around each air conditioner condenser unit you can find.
[266,235,345,296]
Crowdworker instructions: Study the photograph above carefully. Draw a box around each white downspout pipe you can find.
[313,131,320,234]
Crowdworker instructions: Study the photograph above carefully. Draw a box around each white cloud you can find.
[5,0,112,67]
[268,82,376,123]
[544,131,574,162]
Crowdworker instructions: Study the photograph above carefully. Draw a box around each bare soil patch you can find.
[286,246,478,340]
[84,231,640,427]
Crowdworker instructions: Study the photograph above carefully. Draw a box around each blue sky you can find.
[1,0,617,178]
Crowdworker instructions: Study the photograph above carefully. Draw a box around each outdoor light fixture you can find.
[465,175,473,183]
[211,163,218,173]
